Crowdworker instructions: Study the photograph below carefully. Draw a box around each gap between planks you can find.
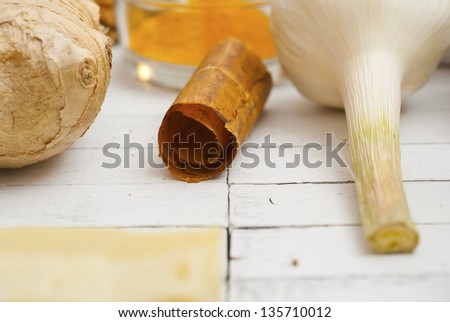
[225,168,232,301]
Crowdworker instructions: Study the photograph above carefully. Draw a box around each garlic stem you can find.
[342,53,419,253]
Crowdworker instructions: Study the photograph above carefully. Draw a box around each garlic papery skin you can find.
[272,0,450,253]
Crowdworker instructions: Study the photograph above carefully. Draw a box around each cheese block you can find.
[0,229,223,301]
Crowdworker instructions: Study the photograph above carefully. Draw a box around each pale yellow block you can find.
[0,229,223,301]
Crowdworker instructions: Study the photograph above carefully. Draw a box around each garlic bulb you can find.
[0,0,112,168]
[272,0,450,253]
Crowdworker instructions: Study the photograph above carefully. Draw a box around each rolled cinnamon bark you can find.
[158,38,272,182]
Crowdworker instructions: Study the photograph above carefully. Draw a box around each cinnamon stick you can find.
[158,38,272,182]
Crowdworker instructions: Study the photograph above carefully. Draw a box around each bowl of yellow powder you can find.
[117,0,280,89]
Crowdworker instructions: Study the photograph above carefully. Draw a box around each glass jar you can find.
[117,0,280,89]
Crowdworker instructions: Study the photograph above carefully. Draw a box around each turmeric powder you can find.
[128,0,276,66]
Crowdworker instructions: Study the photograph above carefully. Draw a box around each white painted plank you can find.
[230,182,450,227]
[229,143,351,184]
[404,68,450,113]
[71,114,162,150]
[248,87,349,147]
[71,52,450,150]
[229,275,450,301]
[4,143,446,187]
[0,184,228,227]
[94,45,178,117]
[71,101,450,150]
[230,225,450,279]
[107,48,450,119]
[229,144,450,184]
[246,69,450,147]
[0,149,226,186]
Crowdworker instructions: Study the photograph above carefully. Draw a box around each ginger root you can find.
[0,0,112,168]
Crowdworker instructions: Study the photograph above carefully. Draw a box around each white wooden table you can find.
[1,47,449,301]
